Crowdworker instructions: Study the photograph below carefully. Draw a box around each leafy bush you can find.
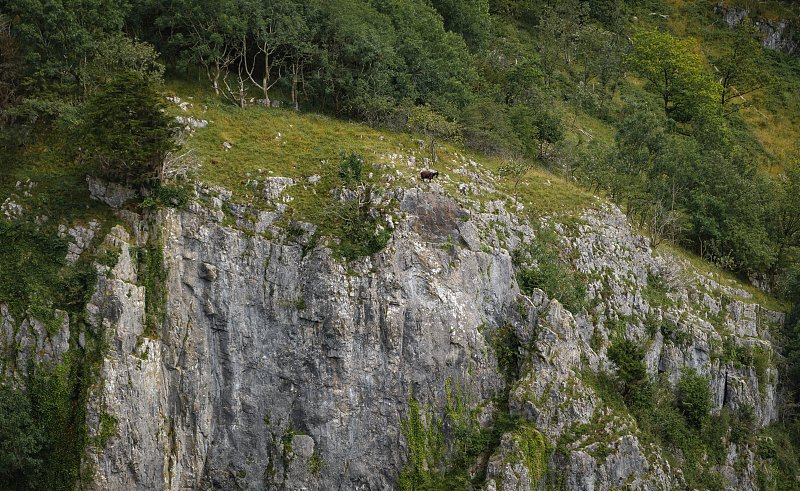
[607,338,650,406]
[141,181,192,210]
[729,405,755,445]
[676,368,711,429]
[338,152,364,184]
[328,153,392,260]
[0,220,97,326]
[756,423,800,491]
[583,366,728,489]
[0,383,43,488]
[488,324,522,384]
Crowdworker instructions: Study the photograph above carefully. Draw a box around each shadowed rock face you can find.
[401,189,468,243]
[5,183,777,490]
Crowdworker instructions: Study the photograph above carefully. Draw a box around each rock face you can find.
[85,189,518,490]
[720,5,799,55]
[87,176,137,209]
[2,178,786,489]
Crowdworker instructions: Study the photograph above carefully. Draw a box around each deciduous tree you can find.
[407,104,462,166]
[626,30,720,120]
[712,26,769,107]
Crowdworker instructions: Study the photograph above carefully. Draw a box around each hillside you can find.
[0,94,795,488]
[1,0,800,490]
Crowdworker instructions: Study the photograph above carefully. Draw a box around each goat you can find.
[420,170,439,182]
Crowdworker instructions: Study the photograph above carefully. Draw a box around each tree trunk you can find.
[263,52,271,106]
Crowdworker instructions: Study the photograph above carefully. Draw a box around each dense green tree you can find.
[626,29,720,120]
[615,100,666,173]
[487,0,541,23]
[430,0,491,49]
[575,23,623,113]
[376,0,476,116]
[0,15,19,127]
[282,6,316,110]
[503,59,544,106]
[609,99,667,209]
[782,261,800,414]
[684,149,774,272]
[306,0,401,114]
[509,104,541,159]
[768,163,800,275]
[608,338,649,405]
[407,104,462,165]
[531,109,564,158]
[81,34,164,92]
[156,0,247,95]
[480,19,545,106]
[587,0,626,31]
[711,25,769,107]
[81,72,175,185]
[538,1,590,74]
[0,0,130,98]
[460,100,519,156]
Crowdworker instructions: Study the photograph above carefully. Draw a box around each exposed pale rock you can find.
[0,178,776,490]
[262,177,295,202]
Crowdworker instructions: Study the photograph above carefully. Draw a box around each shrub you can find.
[729,405,755,445]
[338,152,364,184]
[82,71,175,186]
[677,368,711,429]
[643,272,674,308]
[607,338,649,406]
[488,324,522,384]
[328,153,392,260]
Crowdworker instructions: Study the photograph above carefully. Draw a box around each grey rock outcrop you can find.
[1,305,71,376]
[87,176,136,209]
[4,172,783,489]
[85,189,520,489]
[720,4,799,55]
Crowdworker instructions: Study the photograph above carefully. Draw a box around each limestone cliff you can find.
[1,170,788,490]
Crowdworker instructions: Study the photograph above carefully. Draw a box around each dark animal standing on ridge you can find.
[420,170,439,182]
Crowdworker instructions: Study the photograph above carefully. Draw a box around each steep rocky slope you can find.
[2,148,785,489]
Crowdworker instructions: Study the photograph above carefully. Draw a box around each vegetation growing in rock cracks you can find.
[585,336,785,490]
[327,153,393,260]
[399,381,550,490]
[513,225,587,315]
